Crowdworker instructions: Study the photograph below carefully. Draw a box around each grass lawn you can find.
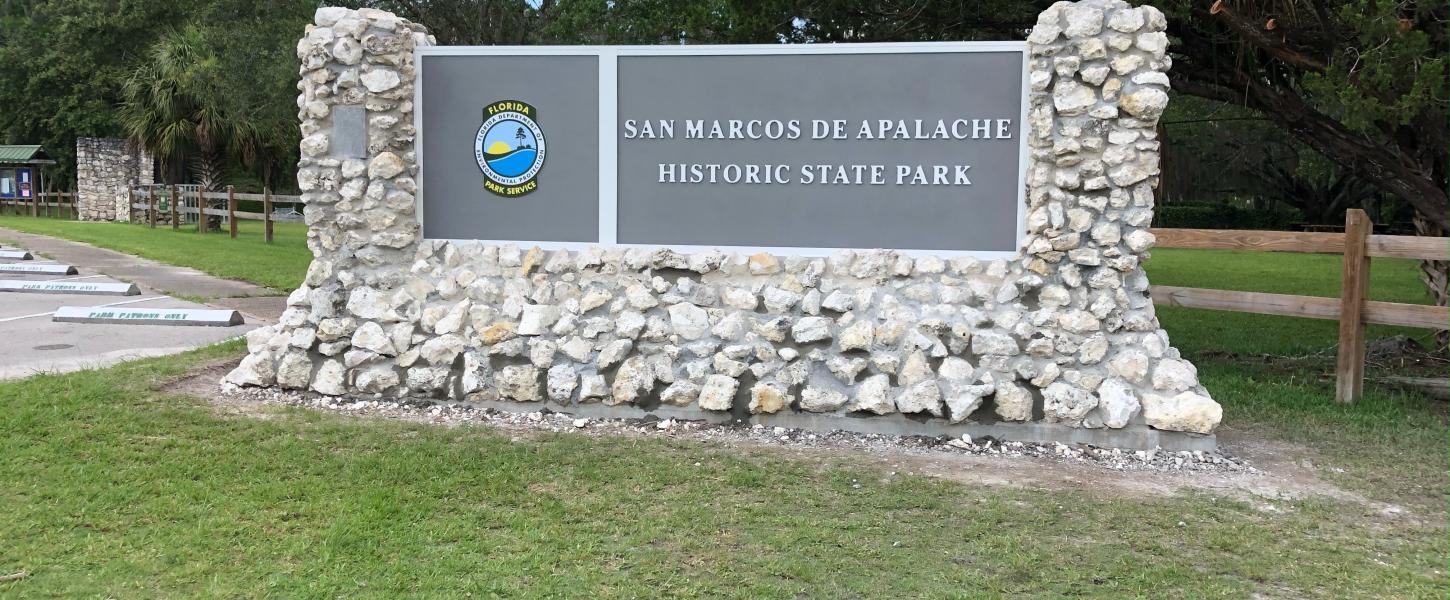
[1,343,1444,598]
[0,220,1445,596]
[0,216,310,291]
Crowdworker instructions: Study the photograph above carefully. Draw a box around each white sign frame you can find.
[415,42,1031,259]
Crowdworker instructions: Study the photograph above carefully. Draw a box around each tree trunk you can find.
[1413,213,1449,351]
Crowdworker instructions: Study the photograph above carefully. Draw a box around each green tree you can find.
[119,25,258,190]
[0,0,203,184]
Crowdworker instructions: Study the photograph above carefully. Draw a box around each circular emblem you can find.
[474,100,545,197]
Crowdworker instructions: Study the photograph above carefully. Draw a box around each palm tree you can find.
[119,26,258,191]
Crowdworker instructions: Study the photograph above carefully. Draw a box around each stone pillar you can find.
[227,1,1222,442]
[227,7,433,396]
[1015,0,1219,433]
[76,137,154,222]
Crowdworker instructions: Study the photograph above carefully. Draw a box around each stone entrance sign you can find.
[227,1,1223,449]
[418,46,1027,255]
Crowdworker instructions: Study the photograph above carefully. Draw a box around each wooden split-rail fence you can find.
[1149,208,1448,403]
[1,191,78,217]
[129,185,302,244]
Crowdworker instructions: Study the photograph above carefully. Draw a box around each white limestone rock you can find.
[1042,381,1098,424]
[546,364,577,401]
[799,385,850,412]
[895,380,944,417]
[993,380,1033,422]
[1120,88,1169,119]
[420,334,466,366]
[1094,377,1141,429]
[660,380,701,406]
[497,365,541,402]
[698,375,739,411]
[1108,349,1150,383]
[597,339,633,370]
[347,287,389,319]
[579,373,609,402]
[351,321,394,355]
[275,351,313,389]
[749,381,791,414]
[1141,391,1221,434]
[821,290,855,312]
[360,68,401,92]
[1063,5,1104,37]
[310,359,347,396]
[367,152,406,180]
[762,287,802,313]
[721,287,758,310]
[517,304,560,336]
[791,316,833,344]
[847,374,895,415]
[355,365,399,394]
[1150,358,1198,392]
[838,319,874,352]
[224,352,275,388]
[971,331,1020,356]
[668,302,711,340]
[608,356,653,405]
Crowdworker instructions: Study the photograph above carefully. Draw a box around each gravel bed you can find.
[223,387,1257,475]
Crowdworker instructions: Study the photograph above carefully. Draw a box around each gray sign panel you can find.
[617,52,1023,252]
[419,54,601,243]
[416,44,1027,256]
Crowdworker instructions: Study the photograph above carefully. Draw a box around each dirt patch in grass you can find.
[167,359,1424,526]
[770,428,1424,526]
[165,360,285,420]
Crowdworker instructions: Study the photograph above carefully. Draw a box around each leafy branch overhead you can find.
[1163,0,1447,229]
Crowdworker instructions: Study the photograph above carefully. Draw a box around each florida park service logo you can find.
[474,100,545,197]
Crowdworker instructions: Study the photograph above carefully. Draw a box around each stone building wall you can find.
[75,137,154,222]
[225,1,1223,449]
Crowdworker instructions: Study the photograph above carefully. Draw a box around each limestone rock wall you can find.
[225,1,1223,441]
[76,137,153,222]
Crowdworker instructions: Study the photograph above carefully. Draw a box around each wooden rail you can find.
[1,191,77,218]
[130,186,302,243]
[1150,209,1449,403]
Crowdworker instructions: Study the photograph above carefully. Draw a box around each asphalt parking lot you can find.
[0,243,263,380]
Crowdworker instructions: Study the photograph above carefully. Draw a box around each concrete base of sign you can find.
[52,306,244,326]
[0,280,141,296]
[0,263,76,275]
[0,250,33,260]
[462,398,1215,451]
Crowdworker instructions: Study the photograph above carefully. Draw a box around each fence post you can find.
[169,185,179,230]
[197,190,207,234]
[148,189,157,228]
[228,186,238,238]
[1335,208,1372,403]
[128,188,135,223]
[263,188,274,244]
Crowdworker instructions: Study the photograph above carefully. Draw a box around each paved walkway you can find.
[0,226,288,322]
